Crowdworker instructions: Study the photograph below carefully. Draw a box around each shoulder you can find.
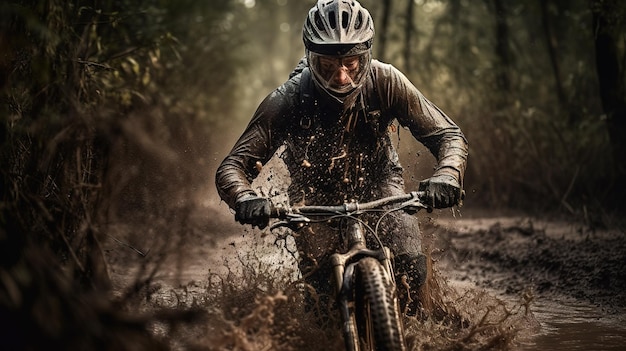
[370,59,394,73]
[370,59,410,86]
[368,60,418,109]
[248,72,302,127]
[259,74,301,111]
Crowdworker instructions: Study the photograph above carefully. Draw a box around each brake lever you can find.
[400,199,433,214]
[269,213,311,231]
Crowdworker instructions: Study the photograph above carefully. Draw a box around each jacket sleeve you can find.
[375,62,468,185]
[215,84,295,209]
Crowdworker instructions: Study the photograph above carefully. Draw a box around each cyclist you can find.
[215,0,468,316]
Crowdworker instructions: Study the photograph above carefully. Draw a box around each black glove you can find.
[418,174,462,209]
[234,194,271,229]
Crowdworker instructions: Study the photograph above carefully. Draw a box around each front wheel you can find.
[353,257,406,351]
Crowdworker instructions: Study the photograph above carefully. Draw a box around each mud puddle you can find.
[517,298,626,351]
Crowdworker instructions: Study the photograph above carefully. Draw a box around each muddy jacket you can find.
[216,60,468,209]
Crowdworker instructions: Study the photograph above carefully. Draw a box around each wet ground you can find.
[107,204,626,350]
[431,212,626,350]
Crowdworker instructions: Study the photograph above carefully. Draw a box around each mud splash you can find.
[144,275,533,350]
[131,218,536,351]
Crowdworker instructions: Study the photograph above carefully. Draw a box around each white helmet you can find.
[302,0,374,99]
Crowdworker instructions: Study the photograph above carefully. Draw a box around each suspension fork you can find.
[331,221,394,290]
[331,221,395,351]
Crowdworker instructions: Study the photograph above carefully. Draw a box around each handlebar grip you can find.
[270,205,288,219]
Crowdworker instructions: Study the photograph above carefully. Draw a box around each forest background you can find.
[1,0,625,349]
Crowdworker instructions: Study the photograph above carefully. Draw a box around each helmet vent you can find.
[342,11,349,29]
[328,11,336,29]
[314,13,325,32]
[354,11,362,29]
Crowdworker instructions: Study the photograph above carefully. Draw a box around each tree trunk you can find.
[377,0,392,62]
[591,0,626,196]
[493,0,511,93]
[403,0,415,73]
[540,0,568,118]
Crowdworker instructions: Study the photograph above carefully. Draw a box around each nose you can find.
[332,67,350,85]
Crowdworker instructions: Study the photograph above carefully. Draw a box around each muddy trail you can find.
[432,214,626,312]
[107,203,626,350]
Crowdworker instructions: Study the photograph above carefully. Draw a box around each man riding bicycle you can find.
[215,0,468,316]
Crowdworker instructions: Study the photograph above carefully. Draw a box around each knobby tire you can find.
[353,257,406,351]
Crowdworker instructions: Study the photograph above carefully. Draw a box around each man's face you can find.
[309,51,370,95]
[317,55,361,89]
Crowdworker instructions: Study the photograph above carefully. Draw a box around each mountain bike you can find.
[270,191,431,351]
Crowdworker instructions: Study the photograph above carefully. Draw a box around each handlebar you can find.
[270,191,431,231]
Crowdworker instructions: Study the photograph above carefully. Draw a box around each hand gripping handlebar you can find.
[269,191,431,231]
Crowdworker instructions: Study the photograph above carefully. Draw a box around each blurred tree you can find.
[377,0,392,62]
[404,0,416,74]
[591,0,626,198]
[492,0,512,95]
[540,0,567,114]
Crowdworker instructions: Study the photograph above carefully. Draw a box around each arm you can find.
[402,92,468,185]
[215,84,296,210]
[374,62,469,205]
